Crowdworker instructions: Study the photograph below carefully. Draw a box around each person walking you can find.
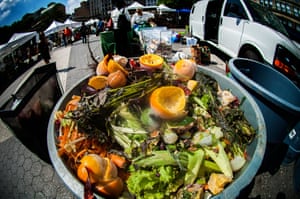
[80,22,88,43]
[38,31,51,64]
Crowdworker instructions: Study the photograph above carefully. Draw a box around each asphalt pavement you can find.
[0,33,299,199]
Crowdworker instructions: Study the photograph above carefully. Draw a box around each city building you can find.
[258,0,300,42]
[73,1,91,21]
[89,0,113,19]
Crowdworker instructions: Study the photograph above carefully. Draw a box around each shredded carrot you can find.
[75,149,88,164]
[65,95,81,111]
[204,184,209,190]
[223,138,231,145]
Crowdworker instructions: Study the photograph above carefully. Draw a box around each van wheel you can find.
[240,49,263,62]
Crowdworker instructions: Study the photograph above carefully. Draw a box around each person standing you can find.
[38,31,51,64]
[64,27,72,45]
[131,8,153,30]
[114,0,131,56]
[80,22,88,43]
[96,18,104,36]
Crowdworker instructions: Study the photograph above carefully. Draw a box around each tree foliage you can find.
[0,3,66,45]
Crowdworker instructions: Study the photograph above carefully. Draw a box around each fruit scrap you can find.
[174,59,196,81]
[107,59,129,75]
[150,86,187,119]
[96,54,111,76]
[107,70,127,89]
[77,154,124,198]
[207,173,232,195]
[94,54,129,89]
[139,54,164,70]
[88,76,108,90]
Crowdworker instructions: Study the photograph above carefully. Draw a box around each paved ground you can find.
[0,33,299,199]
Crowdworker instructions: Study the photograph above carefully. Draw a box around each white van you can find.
[189,0,300,87]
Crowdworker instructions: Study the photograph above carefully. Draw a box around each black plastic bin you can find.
[229,58,300,173]
[0,63,63,163]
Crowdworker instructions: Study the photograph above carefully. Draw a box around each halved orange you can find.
[139,54,164,69]
[107,59,129,75]
[88,75,108,90]
[149,86,186,119]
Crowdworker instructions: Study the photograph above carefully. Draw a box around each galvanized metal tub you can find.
[47,66,266,199]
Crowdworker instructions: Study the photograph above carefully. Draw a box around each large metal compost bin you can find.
[0,63,63,163]
[47,65,266,199]
[228,58,300,173]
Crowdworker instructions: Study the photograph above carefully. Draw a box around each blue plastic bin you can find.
[229,58,300,143]
[229,58,300,174]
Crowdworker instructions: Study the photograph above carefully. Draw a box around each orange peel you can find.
[96,54,111,75]
[107,59,128,75]
[139,54,164,69]
[88,75,108,90]
[150,86,186,119]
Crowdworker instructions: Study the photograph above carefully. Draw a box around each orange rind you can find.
[150,86,186,119]
[139,54,164,69]
[96,54,110,75]
[107,59,129,75]
[88,75,108,90]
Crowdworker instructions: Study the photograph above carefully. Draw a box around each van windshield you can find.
[244,0,289,37]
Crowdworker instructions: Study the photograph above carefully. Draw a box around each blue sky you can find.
[0,0,82,27]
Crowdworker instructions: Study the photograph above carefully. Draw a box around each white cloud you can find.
[0,9,10,21]
[66,0,82,14]
[0,0,21,11]
[0,0,21,23]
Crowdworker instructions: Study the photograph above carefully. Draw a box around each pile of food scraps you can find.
[54,53,256,199]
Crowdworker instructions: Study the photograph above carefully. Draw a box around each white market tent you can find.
[0,31,38,70]
[8,31,38,47]
[157,4,176,12]
[44,20,66,36]
[0,31,38,58]
[127,1,144,10]
[86,18,99,26]
[64,19,81,28]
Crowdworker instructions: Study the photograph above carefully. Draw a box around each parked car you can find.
[189,0,300,87]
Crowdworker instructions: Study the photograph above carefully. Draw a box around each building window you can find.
[296,24,300,32]
[281,3,286,13]
[286,5,291,15]
[276,2,281,11]
[294,8,299,17]
[264,0,269,7]
[260,0,264,5]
